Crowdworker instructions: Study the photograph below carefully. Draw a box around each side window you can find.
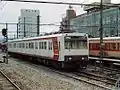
[22,43,24,48]
[29,43,31,48]
[106,43,109,50]
[44,42,46,49]
[118,43,120,50]
[9,44,11,48]
[35,42,38,49]
[13,43,16,48]
[31,42,34,49]
[26,43,28,49]
[19,43,21,48]
[41,42,43,49]
[48,42,52,50]
[42,42,44,49]
[113,43,116,50]
[110,43,114,50]
[51,42,52,50]
[48,42,50,50]
[39,42,41,49]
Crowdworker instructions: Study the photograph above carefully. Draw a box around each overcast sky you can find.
[0,0,120,38]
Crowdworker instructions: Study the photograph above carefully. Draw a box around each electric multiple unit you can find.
[8,33,89,69]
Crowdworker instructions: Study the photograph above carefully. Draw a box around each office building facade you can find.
[18,9,40,38]
[70,3,120,37]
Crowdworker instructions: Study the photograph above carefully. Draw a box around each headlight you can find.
[82,57,84,60]
[69,57,72,60]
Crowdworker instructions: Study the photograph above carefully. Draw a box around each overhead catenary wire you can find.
[0,1,7,10]
[0,22,119,29]
[0,0,120,7]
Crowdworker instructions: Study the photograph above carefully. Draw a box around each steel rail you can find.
[75,71,116,85]
[9,57,112,90]
[0,70,22,90]
[52,70,112,90]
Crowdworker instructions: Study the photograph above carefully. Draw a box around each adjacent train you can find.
[8,33,89,69]
[89,37,120,63]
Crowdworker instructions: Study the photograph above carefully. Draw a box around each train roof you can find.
[9,33,87,42]
[89,37,120,40]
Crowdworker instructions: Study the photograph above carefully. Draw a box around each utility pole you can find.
[5,23,8,64]
[17,23,18,38]
[99,0,103,72]
[24,17,26,37]
[116,8,119,36]
[37,15,40,36]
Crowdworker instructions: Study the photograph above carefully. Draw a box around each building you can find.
[18,9,40,38]
[70,0,120,37]
[59,6,76,33]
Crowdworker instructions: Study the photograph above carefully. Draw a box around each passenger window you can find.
[51,42,52,50]
[110,43,113,50]
[106,43,109,50]
[39,42,41,49]
[26,43,28,49]
[29,43,31,48]
[31,42,34,49]
[48,42,50,50]
[41,42,43,49]
[118,43,120,50]
[35,42,38,49]
[23,43,25,48]
[44,42,46,49]
[113,43,116,50]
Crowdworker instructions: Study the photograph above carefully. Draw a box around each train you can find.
[89,37,120,64]
[8,33,89,70]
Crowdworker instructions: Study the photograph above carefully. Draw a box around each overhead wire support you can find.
[99,0,103,73]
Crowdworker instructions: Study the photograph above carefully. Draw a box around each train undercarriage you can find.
[8,52,88,71]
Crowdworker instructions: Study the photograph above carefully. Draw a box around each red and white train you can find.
[89,37,120,63]
[8,33,89,69]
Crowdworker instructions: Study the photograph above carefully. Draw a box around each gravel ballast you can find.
[0,56,109,90]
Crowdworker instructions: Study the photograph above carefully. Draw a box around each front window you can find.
[64,36,87,49]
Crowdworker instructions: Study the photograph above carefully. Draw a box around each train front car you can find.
[58,33,89,69]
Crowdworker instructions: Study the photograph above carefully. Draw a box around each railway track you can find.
[0,70,21,90]
[53,70,113,90]
[9,57,114,90]
[104,67,120,74]
[18,61,113,90]
[75,71,116,85]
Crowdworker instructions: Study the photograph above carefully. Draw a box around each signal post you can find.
[2,23,8,64]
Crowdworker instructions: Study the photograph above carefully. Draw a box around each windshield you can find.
[64,36,87,49]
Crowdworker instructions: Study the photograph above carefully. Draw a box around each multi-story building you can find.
[70,0,120,37]
[18,9,40,38]
[59,6,76,33]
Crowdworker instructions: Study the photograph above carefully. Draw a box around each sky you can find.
[0,0,120,38]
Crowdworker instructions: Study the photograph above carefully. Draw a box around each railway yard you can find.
[0,53,119,90]
[1,0,120,90]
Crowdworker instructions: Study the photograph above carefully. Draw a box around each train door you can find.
[52,37,59,61]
